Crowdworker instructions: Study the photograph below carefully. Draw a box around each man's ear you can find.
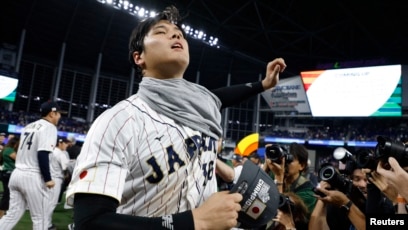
[133,51,144,67]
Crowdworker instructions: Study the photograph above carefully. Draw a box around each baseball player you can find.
[0,101,64,230]
[66,5,286,230]
[47,136,71,229]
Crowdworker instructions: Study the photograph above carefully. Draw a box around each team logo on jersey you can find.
[155,135,164,141]
[79,170,88,179]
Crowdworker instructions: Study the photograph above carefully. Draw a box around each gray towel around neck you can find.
[138,77,223,139]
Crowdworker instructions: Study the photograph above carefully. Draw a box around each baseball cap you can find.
[0,132,6,136]
[230,160,280,229]
[58,136,71,144]
[40,101,67,116]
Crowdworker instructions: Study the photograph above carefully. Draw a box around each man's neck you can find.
[285,173,300,185]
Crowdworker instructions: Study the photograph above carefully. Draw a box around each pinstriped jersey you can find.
[15,119,58,172]
[66,94,219,217]
[50,148,70,179]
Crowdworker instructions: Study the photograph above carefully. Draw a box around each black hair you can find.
[289,142,309,173]
[128,5,186,76]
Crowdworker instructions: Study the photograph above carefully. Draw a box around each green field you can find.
[0,182,74,230]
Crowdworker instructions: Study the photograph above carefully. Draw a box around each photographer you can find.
[369,137,408,201]
[309,181,366,230]
[263,142,316,217]
[358,137,408,214]
[310,148,368,230]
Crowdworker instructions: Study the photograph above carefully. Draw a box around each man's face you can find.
[351,169,368,197]
[50,111,62,126]
[60,141,69,151]
[285,158,304,177]
[0,135,5,143]
[138,20,189,78]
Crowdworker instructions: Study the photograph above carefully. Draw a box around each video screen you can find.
[300,65,402,117]
[0,73,18,102]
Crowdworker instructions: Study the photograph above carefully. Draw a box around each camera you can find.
[375,136,408,168]
[354,136,408,170]
[314,148,367,211]
[265,144,294,164]
[314,147,356,195]
[317,163,353,195]
[355,149,376,170]
[278,194,295,213]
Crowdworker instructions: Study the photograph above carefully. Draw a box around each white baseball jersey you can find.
[48,148,70,228]
[50,148,70,179]
[0,119,57,230]
[15,119,58,172]
[196,137,219,204]
[233,165,243,184]
[66,94,219,217]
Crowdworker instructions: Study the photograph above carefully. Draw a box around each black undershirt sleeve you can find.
[38,150,52,182]
[211,81,264,109]
[74,193,195,230]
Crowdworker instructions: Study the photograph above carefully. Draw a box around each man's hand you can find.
[45,180,55,188]
[315,186,349,207]
[272,210,296,229]
[362,168,398,202]
[192,191,242,230]
[376,157,408,201]
[262,58,287,90]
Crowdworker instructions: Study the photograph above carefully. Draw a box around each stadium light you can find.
[95,0,220,48]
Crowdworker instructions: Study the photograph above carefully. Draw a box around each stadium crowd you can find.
[0,109,91,135]
[2,109,407,143]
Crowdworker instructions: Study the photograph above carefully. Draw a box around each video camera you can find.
[265,144,294,164]
[355,136,408,170]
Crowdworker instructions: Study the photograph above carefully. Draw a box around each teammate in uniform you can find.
[66,5,286,230]
[0,101,63,230]
[47,137,71,229]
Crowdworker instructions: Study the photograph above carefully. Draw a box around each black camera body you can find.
[317,163,353,195]
[278,194,295,213]
[355,149,377,170]
[375,136,408,168]
[355,136,408,170]
[265,144,294,164]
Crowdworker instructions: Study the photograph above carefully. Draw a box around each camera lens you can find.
[266,145,284,163]
[375,136,408,167]
[319,165,335,181]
